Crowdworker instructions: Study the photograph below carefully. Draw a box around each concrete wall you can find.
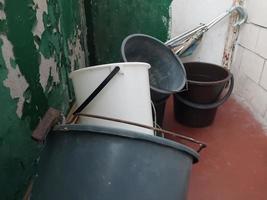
[0,0,86,199]
[231,0,267,129]
[170,0,232,65]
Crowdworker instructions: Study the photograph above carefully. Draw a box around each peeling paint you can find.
[0,0,86,199]
[5,0,49,128]
[0,35,28,118]
[39,54,59,91]
[4,66,28,117]
[0,0,6,20]
[68,30,86,71]
[0,35,39,200]
[167,3,172,40]
[33,0,47,38]
[162,16,168,27]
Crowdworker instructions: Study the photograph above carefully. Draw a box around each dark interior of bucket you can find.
[184,62,229,83]
[122,35,186,92]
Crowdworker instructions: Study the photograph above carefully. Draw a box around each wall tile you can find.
[240,49,264,83]
[255,28,267,59]
[238,23,259,51]
[246,0,267,27]
[260,62,267,90]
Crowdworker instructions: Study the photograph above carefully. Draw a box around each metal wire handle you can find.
[73,113,207,153]
[73,66,120,115]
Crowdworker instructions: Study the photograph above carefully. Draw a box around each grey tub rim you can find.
[52,124,199,163]
[121,33,187,94]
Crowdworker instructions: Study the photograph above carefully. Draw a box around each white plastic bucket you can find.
[70,62,154,135]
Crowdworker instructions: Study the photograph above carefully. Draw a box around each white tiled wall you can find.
[260,63,267,90]
[245,0,267,27]
[241,50,264,83]
[232,0,267,128]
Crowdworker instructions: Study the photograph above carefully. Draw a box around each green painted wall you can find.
[86,0,172,65]
[0,0,86,199]
[0,0,172,198]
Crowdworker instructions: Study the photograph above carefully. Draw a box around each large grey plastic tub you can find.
[31,125,199,200]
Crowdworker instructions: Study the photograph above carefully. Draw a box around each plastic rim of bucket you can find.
[54,124,200,163]
[69,62,151,78]
[174,74,234,110]
[184,62,232,85]
[177,62,233,104]
[121,34,187,94]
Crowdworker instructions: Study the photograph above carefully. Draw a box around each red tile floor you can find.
[163,97,267,200]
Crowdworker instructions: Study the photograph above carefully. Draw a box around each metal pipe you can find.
[206,5,247,29]
[165,24,206,46]
[176,31,203,55]
[166,5,247,49]
[206,12,230,28]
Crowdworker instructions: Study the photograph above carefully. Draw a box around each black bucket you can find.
[31,125,199,200]
[174,62,234,127]
[152,96,169,127]
[121,34,186,126]
[151,89,169,127]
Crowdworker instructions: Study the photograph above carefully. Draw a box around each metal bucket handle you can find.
[72,113,207,153]
[175,73,234,109]
[73,66,120,115]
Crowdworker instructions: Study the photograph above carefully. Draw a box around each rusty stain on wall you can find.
[222,0,245,69]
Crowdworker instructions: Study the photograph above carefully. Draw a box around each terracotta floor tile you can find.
[163,97,267,200]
